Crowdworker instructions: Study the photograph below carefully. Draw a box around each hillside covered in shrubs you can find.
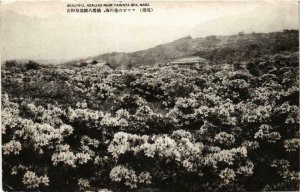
[2,44,299,191]
[60,30,299,69]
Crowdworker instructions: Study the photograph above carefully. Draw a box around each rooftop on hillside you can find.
[168,56,209,65]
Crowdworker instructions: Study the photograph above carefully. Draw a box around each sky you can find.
[0,1,298,62]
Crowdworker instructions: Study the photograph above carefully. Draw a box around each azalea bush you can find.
[2,52,299,191]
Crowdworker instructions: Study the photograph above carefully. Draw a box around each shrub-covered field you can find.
[2,52,299,191]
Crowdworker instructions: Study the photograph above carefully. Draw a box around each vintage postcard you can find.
[1,1,299,191]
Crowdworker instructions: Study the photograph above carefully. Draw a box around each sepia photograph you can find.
[1,1,299,191]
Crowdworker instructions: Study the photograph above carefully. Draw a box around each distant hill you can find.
[63,30,298,68]
[191,6,298,37]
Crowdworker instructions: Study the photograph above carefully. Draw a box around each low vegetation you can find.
[2,31,299,191]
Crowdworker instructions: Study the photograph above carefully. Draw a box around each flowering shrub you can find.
[22,171,49,189]
[109,165,152,189]
[3,140,22,155]
[2,53,299,191]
